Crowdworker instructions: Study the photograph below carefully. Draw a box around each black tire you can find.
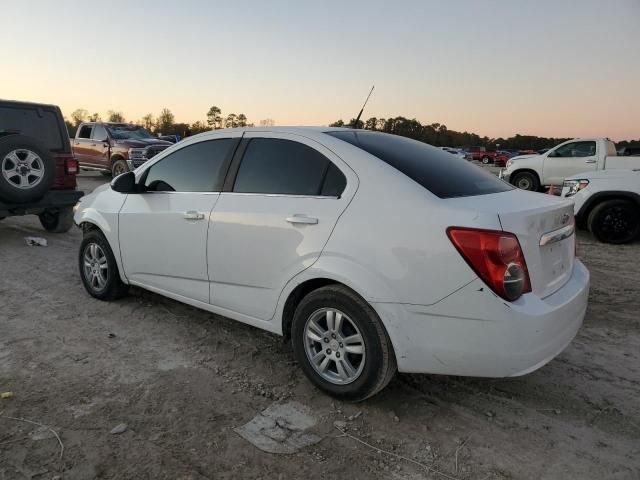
[587,199,640,244]
[79,229,129,300]
[481,156,491,164]
[0,135,55,203]
[291,285,396,402]
[511,171,540,191]
[38,207,75,233]
[111,159,128,178]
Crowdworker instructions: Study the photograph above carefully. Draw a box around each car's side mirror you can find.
[111,171,136,193]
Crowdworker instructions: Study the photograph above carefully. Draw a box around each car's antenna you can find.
[353,85,375,129]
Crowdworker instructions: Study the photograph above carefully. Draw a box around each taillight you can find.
[447,227,531,301]
[65,157,78,174]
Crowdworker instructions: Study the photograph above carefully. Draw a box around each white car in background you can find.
[562,169,640,244]
[74,127,589,401]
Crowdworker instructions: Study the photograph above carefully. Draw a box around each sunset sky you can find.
[2,0,639,140]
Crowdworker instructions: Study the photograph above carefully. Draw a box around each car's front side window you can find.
[91,125,107,141]
[232,138,346,197]
[554,141,596,158]
[143,139,233,192]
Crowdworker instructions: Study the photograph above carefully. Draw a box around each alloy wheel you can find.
[1,149,45,189]
[83,243,109,291]
[303,308,366,385]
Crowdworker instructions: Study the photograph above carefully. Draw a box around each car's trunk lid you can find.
[447,189,575,298]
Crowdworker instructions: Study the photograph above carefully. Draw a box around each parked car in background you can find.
[464,146,497,164]
[158,134,181,144]
[618,146,640,156]
[75,127,589,401]
[500,138,640,191]
[440,147,467,160]
[562,169,640,244]
[0,99,82,232]
[72,122,172,176]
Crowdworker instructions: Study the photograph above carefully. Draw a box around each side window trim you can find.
[138,137,241,193]
[223,136,346,198]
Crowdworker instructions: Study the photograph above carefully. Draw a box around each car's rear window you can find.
[326,130,512,198]
[0,105,68,152]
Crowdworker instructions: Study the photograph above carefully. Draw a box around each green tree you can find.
[237,114,248,127]
[88,112,101,122]
[156,108,175,134]
[364,117,378,130]
[329,119,344,127]
[70,109,88,127]
[191,121,209,134]
[225,113,238,128]
[141,114,154,131]
[107,110,125,122]
[207,106,222,129]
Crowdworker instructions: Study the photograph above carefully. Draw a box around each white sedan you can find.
[74,127,589,401]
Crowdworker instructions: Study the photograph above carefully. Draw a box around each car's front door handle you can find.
[183,211,205,220]
[286,214,318,225]
[584,159,596,163]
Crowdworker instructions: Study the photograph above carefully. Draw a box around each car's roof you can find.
[0,98,61,110]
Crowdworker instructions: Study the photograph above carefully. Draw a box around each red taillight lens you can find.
[447,227,531,301]
[65,157,78,174]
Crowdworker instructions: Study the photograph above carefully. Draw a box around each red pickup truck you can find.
[72,122,172,177]
[464,147,498,164]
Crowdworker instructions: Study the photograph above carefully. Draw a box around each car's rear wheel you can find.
[39,207,74,233]
[291,285,396,401]
[588,199,639,244]
[79,229,129,300]
[511,171,540,191]
[0,135,55,203]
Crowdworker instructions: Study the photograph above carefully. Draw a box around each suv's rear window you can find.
[326,130,512,198]
[0,105,67,152]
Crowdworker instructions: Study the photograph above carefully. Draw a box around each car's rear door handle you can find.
[584,159,596,163]
[286,214,318,225]
[183,211,205,220]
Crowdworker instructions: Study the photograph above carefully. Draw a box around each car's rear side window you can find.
[326,130,512,198]
[0,106,66,152]
[233,138,346,196]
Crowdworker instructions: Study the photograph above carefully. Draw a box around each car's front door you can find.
[208,132,357,321]
[89,124,110,169]
[118,134,240,303]
[543,140,598,185]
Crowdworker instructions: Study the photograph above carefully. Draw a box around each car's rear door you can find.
[118,134,240,303]
[208,132,357,321]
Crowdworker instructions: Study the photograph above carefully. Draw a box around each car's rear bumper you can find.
[373,259,589,377]
[0,189,84,216]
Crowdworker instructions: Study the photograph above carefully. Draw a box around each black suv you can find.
[0,100,83,232]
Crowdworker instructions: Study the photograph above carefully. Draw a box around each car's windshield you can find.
[107,125,153,140]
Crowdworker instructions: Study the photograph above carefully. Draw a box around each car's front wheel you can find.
[511,171,540,191]
[588,199,640,244]
[79,229,129,300]
[291,285,396,401]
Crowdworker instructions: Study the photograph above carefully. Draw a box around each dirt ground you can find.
[1,172,639,480]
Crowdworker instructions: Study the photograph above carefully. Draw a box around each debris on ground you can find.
[110,423,128,435]
[235,401,322,454]
[1,391,15,399]
[24,236,47,247]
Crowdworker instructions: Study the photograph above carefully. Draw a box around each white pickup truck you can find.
[500,138,640,191]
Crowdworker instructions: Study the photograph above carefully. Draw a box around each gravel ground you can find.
[0,172,638,479]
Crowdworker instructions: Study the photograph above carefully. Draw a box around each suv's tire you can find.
[511,171,540,191]
[0,135,55,203]
[111,159,128,178]
[79,229,129,300]
[291,285,396,402]
[587,199,640,244]
[39,207,74,233]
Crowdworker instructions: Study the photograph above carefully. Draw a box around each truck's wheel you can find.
[111,159,128,178]
[588,199,639,244]
[39,207,75,233]
[0,135,55,203]
[481,156,491,164]
[511,171,540,191]
[291,285,396,402]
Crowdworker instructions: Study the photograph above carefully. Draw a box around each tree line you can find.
[63,107,637,149]
[330,116,639,150]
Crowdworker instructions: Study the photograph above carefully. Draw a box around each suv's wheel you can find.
[511,171,540,191]
[111,159,128,177]
[79,230,129,300]
[0,135,55,203]
[587,199,640,244]
[291,285,396,401]
[39,207,74,233]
